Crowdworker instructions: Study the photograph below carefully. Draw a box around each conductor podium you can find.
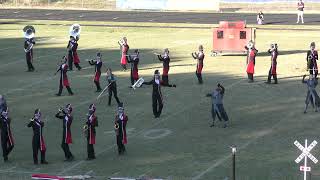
[212,21,256,55]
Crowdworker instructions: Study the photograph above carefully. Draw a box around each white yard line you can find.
[59,77,246,175]
[191,85,294,180]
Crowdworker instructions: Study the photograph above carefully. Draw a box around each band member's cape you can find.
[268,49,278,75]
[121,44,129,65]
[87,114,98,145]
[246,48,257,74]
[35,120,46,151]
[115,114,128,144]
[0,116,14,146]
[59,64,70,87]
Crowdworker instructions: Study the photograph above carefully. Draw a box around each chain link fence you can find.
[0,0,116,9]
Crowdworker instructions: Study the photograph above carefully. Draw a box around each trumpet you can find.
[83,124,88,137]
[30,118,34,122]
[114,122,119,130]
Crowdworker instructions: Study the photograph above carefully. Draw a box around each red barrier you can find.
[213,21,256,54]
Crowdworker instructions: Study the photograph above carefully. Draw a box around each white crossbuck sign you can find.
[294,139,318,180]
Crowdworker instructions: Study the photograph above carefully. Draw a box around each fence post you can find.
[231,146,237,180]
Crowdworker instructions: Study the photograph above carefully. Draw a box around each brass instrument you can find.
[114,122,119,130]
[69,24,81,40]
[83,124,88,137]
[131,77,144,90]
[23,25,35,39]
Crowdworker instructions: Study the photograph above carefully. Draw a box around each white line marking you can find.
[59,76,245,174]
[191,100,295,180]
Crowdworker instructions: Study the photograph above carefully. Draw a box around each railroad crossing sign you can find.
[294,139,318,180]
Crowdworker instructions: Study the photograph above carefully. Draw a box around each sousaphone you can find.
[23,25,35,39]
[69,24,81,40]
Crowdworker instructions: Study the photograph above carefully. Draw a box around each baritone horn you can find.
[69,24,81,40]
[131,77,144,90]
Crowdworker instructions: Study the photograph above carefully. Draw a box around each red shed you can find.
[212,21,256,55]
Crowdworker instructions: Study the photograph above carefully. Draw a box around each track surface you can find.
[0,8,320,25]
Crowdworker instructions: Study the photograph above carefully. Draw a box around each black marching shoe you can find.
[210,123,215,127]
[41,161,48,164]
[3,157,8,162]
[55,93,61,96]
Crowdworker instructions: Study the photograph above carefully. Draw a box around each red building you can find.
[212,21,256,55]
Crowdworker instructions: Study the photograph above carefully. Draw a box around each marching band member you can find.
[55,104,74,161]
[307,42,318,78]
[143,70,176,118]
[266,43,278,84]
[0,107,14,162]
[27,109,48,164]
[67,36,82,71]
[55,56,74,96]
[128,49,140,86]
[192,45,205,84]
[257,11,264,25]
[0,95,7,113]
[303,74,320,113]
[24,35,36,72]
[106,68,121,106]
[157,48,171,85]
[245,41,258,83]
[206,83,229,128]
[114,103,128,155]
[118,37,129,71]
[88,52,103,92]
[84,104,98,160]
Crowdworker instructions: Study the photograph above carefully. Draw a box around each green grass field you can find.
[1,19,320,180]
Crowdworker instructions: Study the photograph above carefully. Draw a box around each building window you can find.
[240,31,246,39]
[217,31,223,39]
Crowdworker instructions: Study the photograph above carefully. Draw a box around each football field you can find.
[0,16,320,180]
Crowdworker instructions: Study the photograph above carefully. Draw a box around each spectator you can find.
[297,0,304,24]
[257,11,264,25]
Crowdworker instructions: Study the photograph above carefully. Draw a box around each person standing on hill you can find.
[297,0,305,24]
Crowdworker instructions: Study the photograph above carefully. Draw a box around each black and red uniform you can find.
[85,104,98,160]
[157,54,170,85]
[143,70,176,118]
[267,46,278,84]
[307,49,319,78]
[119,42,129,70]
[27,110,48,164]
[245,45,258,82]
[67,37,81,71]
[128,53,139,85]
[89,58,102,92]
[55,105,74,161]
[56,60,73,96]
[0,108,14,162]
[106,72,121,106]
[192,51,205,84]
[114,104,128,155]
[24,38,35,72]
